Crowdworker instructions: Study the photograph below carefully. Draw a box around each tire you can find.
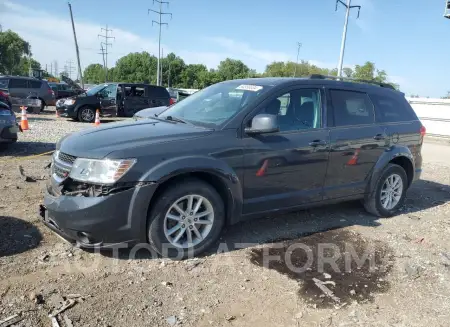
[77,106,95,123]
[39,99,45,112]
[147,178,225,259]
[364,164,408,217]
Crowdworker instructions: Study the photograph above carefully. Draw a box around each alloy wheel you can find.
[163,194,214,248]
[380,173,403,210]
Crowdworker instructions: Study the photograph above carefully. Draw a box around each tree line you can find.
[1,28,399,91]
[84,51,398,90]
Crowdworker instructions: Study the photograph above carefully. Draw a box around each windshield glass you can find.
[85,84,107,96]
[159,81,271,127]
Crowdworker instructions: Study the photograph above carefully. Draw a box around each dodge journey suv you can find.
[41,76,424,258]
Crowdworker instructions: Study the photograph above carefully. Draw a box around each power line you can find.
[98,44,106,82]
[98,25,115,82]
[293,42,302,77]
[66,60,75,79]
[336,0,361,78]
[148,0,172,86]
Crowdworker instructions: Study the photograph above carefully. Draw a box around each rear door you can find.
[28,79,42,96]
[123,84,151,116]
[8,78,28,99]
[324,88,387,199]
[148,86,170,108]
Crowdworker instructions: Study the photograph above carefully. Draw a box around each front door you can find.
[123,85,150,116]
[242,87,330,214]
[99,84,118,116]
[324,89,387,199]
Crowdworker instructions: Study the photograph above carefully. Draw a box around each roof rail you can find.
[307,74,396,90]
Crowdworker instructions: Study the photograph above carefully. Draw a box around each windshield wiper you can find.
[165,115,187,124]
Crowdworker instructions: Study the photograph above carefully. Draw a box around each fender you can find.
[366,145,414,195]
[140,155,243,225]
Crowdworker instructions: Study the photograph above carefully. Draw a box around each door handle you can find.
[373,134,386,140]
[309,140,327,147]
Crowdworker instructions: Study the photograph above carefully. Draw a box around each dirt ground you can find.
[1,140,449,327]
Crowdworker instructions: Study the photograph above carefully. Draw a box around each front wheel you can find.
[148,179,225,259]
[77,106,95,123]
[364,164,408,217]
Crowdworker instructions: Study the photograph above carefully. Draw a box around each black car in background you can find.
[42,76,424,258]
[56,83,172,122]
[49,82,84,100]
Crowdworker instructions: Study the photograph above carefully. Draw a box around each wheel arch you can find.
[143,156,243,227]
[366,145,415,195]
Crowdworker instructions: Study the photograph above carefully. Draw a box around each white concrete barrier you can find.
[406,97,450,138]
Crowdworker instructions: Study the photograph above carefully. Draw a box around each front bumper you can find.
[0,123,19,143]
[40,182,158,248]
[56,103,76,118]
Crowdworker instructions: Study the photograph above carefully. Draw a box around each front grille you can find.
[53,165,70,179]
[58,152,77,165]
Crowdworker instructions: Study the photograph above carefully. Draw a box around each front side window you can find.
[0,79,10,88]
[159,82,272,127]
[330,90,375,127]
[97,84,117,98]
[257,88,322,132]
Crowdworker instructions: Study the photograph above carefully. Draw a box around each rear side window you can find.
[330,89,375,127]
[28,80,42,89]
[9,79,28,88]
[370,93,417,123]
[0,79,9,88]
[149,86,170,98]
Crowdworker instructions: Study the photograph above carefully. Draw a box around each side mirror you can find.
[245,114,279,135]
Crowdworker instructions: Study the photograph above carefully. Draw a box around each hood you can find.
[59,119,212,159]
[134,106,168,118]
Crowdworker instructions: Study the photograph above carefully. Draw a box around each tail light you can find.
[420,125,426,137]
[48,88,54,96]
[169,98,175,106]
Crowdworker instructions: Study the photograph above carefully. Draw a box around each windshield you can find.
[159,81,271,127]
[85,84,107,96]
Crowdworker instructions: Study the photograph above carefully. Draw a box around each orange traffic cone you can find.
[93,109,101,126]
[347,148,360,166]
[20,106,29,131]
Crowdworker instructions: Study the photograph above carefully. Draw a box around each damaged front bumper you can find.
[40,178,158,248]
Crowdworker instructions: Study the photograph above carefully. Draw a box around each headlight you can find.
[69,158,136,184]
[64,99,76,105]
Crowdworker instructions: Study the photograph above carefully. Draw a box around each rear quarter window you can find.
[329,89,375,127]
[370,93,417,123]
[28,80,42,89]
[149,86,170,98]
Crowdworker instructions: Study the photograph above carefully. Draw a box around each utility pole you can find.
[148,0,172,86]
[50,62,53,77]
[54,61,58,77]
[68,2,84,89]
[335,0,361,78]
[98,44,107,82]
[292,42,302,77]
[98,25,114,82]
[66,60,75,79]
[161,48,164,86]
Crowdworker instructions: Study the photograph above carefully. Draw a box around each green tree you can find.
[114,52,157,84]
[161,53,185,88]
[217,58,250,80]
[11,56,41,76]
[180,64,208,88]
[83,64,105,84]
[0,30,31,74]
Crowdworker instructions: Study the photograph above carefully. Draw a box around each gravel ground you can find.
[2,107,127,157]
[0,114,450,327]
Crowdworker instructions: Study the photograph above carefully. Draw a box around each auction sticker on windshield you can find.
[236,85,263,92]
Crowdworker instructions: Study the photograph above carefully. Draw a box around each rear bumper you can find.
[40,182,158,248]
[0,124,19,143]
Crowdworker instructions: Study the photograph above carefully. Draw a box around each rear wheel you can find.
[364,164,408,217]
[77,106,95,123]
[147,179,225,259]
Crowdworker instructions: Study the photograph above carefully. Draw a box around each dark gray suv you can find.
[40,76,424,258]
[0,76,56,112]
